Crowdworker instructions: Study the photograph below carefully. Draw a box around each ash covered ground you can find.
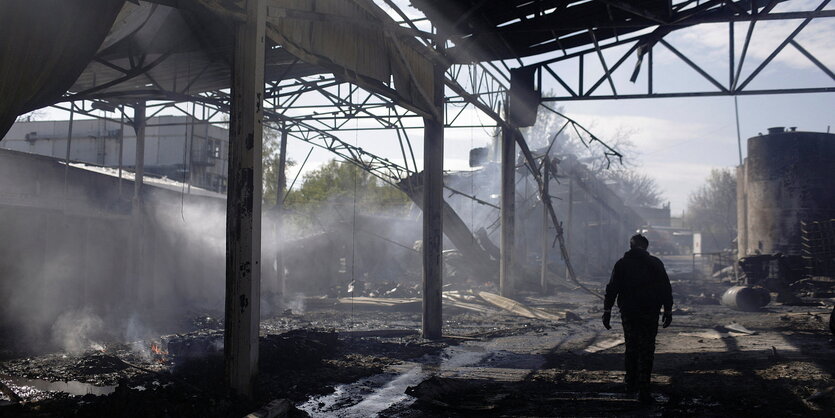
[0,278,833,417]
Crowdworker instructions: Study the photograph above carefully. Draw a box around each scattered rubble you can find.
[0,284,833,417]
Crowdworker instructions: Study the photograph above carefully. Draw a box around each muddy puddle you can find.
[0,374,116,400]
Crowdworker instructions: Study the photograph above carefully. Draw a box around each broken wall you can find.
[0,149,233,352]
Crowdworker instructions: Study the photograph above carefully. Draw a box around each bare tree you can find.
[524,102,663,208]
[685,169,737,251]
[603,169,663,207]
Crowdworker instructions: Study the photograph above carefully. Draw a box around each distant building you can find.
[632,203,671,227]
[1,116,229,193]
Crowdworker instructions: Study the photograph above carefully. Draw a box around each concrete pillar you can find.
[500,125,515,297]
[422,56,445,340]
[224,0,265,398]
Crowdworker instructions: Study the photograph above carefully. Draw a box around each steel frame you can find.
[42,0,834,197]
[533,0,835,102]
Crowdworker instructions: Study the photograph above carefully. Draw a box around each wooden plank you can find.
[244,398,291,418]
[583,337,625,353]
[0,379,23,403]
[477,291,564,321]
[224,0,265,399]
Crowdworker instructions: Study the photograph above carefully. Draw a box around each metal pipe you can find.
[721,286,770,311]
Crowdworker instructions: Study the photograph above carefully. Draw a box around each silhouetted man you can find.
[602,234,673,404]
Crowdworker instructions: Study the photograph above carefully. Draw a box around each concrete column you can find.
[422,57,445,340]
[500,125,515,297]
[224,0,265,398]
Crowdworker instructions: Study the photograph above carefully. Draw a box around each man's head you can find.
[630,234,649,250]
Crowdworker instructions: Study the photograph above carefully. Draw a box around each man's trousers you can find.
[621,312,659,394]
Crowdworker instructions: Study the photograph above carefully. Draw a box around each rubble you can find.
[0,289,833,417]
[405,376,508,412]
[0,379,22,403]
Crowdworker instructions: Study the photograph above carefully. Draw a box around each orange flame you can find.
[150,342,167,356]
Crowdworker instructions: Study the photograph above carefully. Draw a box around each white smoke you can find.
[50,308,105,354]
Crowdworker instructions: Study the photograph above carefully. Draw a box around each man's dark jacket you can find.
[604,248,673,314]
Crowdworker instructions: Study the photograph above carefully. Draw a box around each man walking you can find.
[602,234,673,404]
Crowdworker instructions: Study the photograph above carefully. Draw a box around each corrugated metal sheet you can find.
[0,0,437,135]
[70,1,321,102]
[0,0,125,137]
[262,0,436,115]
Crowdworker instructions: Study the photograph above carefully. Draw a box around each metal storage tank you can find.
[739,127,835,256]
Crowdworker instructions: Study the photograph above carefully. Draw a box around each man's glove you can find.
[662,311,672,328]
[602,310,612,330]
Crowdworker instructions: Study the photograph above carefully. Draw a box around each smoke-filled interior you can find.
[1,1,834,417]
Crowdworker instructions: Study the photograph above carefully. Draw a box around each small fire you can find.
[150,342,167,356]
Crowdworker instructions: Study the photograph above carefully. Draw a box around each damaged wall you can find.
[0,148,237,353]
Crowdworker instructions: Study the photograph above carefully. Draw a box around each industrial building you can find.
[0,1,833,417]
[2,116,229,192]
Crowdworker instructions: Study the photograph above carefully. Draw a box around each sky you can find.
[14,0,835,216]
